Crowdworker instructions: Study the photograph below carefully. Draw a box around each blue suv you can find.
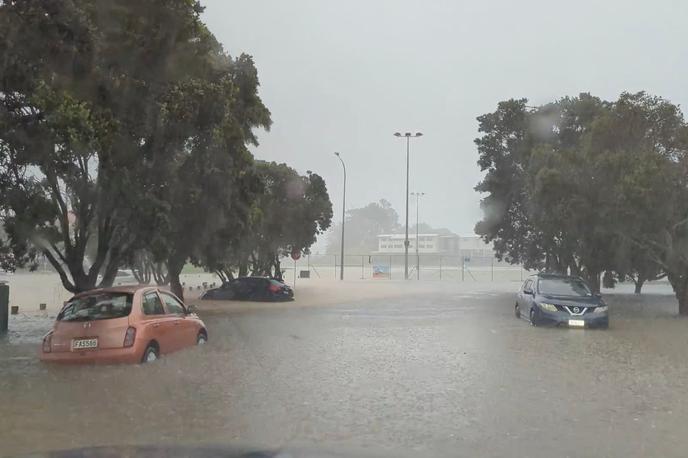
[515,273,609,329]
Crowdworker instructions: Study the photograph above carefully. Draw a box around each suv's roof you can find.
[530,272,582,280]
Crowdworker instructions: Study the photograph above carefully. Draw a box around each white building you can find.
[458,235,495,258]
[376,233,459,255]
[376,233,493,257]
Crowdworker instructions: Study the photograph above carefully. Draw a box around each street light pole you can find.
[411,192,425,280]
[334,152,346,280]
[394,132,423,280]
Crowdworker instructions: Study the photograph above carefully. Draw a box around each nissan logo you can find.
[573,307,580,313]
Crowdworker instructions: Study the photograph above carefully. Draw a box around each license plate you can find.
[72,338,98,350]
[568,320,585,327]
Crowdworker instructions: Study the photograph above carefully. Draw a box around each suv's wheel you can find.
[529,308,539,326]
[197,331,208,345]
[142,344,159,363]
[514,304,521,319]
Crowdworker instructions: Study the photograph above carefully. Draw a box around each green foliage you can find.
[0,0,270,294]
[475,92,688,306]
[207,161,333,280]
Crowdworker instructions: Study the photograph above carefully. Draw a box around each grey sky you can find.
[201,0,688,241]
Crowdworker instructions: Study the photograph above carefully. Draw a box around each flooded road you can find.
[3,282,688,457]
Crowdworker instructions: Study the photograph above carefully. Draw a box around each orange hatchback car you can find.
[40,285,207,364]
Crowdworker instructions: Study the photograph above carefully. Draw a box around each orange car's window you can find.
[160,293,185,315]
[58,293,133,322]
[142,292,165,315]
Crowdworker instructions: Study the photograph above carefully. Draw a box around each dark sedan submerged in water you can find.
[515,273,609,328]
[200,276,294,301]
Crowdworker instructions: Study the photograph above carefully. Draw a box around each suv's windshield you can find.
[538,278,591,297]
[57,293,133,322]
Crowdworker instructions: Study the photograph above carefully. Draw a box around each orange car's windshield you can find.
[58,293,133,322]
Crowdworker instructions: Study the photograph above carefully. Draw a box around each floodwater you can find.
[2,280,688,457]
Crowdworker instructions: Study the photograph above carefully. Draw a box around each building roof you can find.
[378,233,455,239]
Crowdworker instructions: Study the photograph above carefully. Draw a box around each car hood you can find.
[536,294,603,307]
[12,445,400,458]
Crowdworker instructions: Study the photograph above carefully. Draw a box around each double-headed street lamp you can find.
[394,131,423,280]
[411,192,425,280]
[334,152,346,280]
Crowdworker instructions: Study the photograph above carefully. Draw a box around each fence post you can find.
[334,255,337,279]
[0,282,8,335]
[462,257,465,282]
[491,257,494,281]
[520,265,523,281]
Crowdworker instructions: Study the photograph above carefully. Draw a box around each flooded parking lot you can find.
[3,281,688,457]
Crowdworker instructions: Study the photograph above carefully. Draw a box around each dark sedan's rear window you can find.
[58,293,133,321]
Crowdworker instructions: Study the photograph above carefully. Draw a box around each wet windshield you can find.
[538,278,591,297]
[4,0,688,457]
[58,293,133,322]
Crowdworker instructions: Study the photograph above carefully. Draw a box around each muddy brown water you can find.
[2,282,688,457]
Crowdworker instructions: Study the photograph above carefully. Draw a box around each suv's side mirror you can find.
[186,304,197,314]
[593,292,602,299]
[524,288,533,296]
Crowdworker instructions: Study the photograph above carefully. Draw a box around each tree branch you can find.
[42,248,76,293]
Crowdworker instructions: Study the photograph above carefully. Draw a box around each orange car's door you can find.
[159,291,196,349]
[140,291,174,354]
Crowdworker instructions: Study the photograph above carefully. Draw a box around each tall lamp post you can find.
[394,132,423,280]
[334,152,346,280]
[411,192,425,280]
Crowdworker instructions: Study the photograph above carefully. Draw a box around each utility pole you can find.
[334,152,346,280]
[411,192,425,280]
[394,132,423,280]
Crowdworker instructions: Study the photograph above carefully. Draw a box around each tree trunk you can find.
[668,274,688,316]
[679,287,688,316]
[168,257,185,301]
[152,262,168,285]
[131,257,151,284]
[238,261,248,277]
[274,256,282,280]
[584,270,601,293]
[634,275,645,295]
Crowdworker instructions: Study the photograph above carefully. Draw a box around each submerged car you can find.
[201,276,294,301]
[40,285,207,364]
[515,273,609,328]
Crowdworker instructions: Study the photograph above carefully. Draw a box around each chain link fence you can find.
[279,254,531,283]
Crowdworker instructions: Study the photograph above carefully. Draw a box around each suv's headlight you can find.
[594,305,608,313]
[539,303,558,312]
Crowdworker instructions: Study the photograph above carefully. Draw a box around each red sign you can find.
[291,249,301,260]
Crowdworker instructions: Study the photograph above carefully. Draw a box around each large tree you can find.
[326,199,400,255]
[475,92,687,300]
[139,53,271,299]
[215,161,333,280]
[0,0,269,294]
